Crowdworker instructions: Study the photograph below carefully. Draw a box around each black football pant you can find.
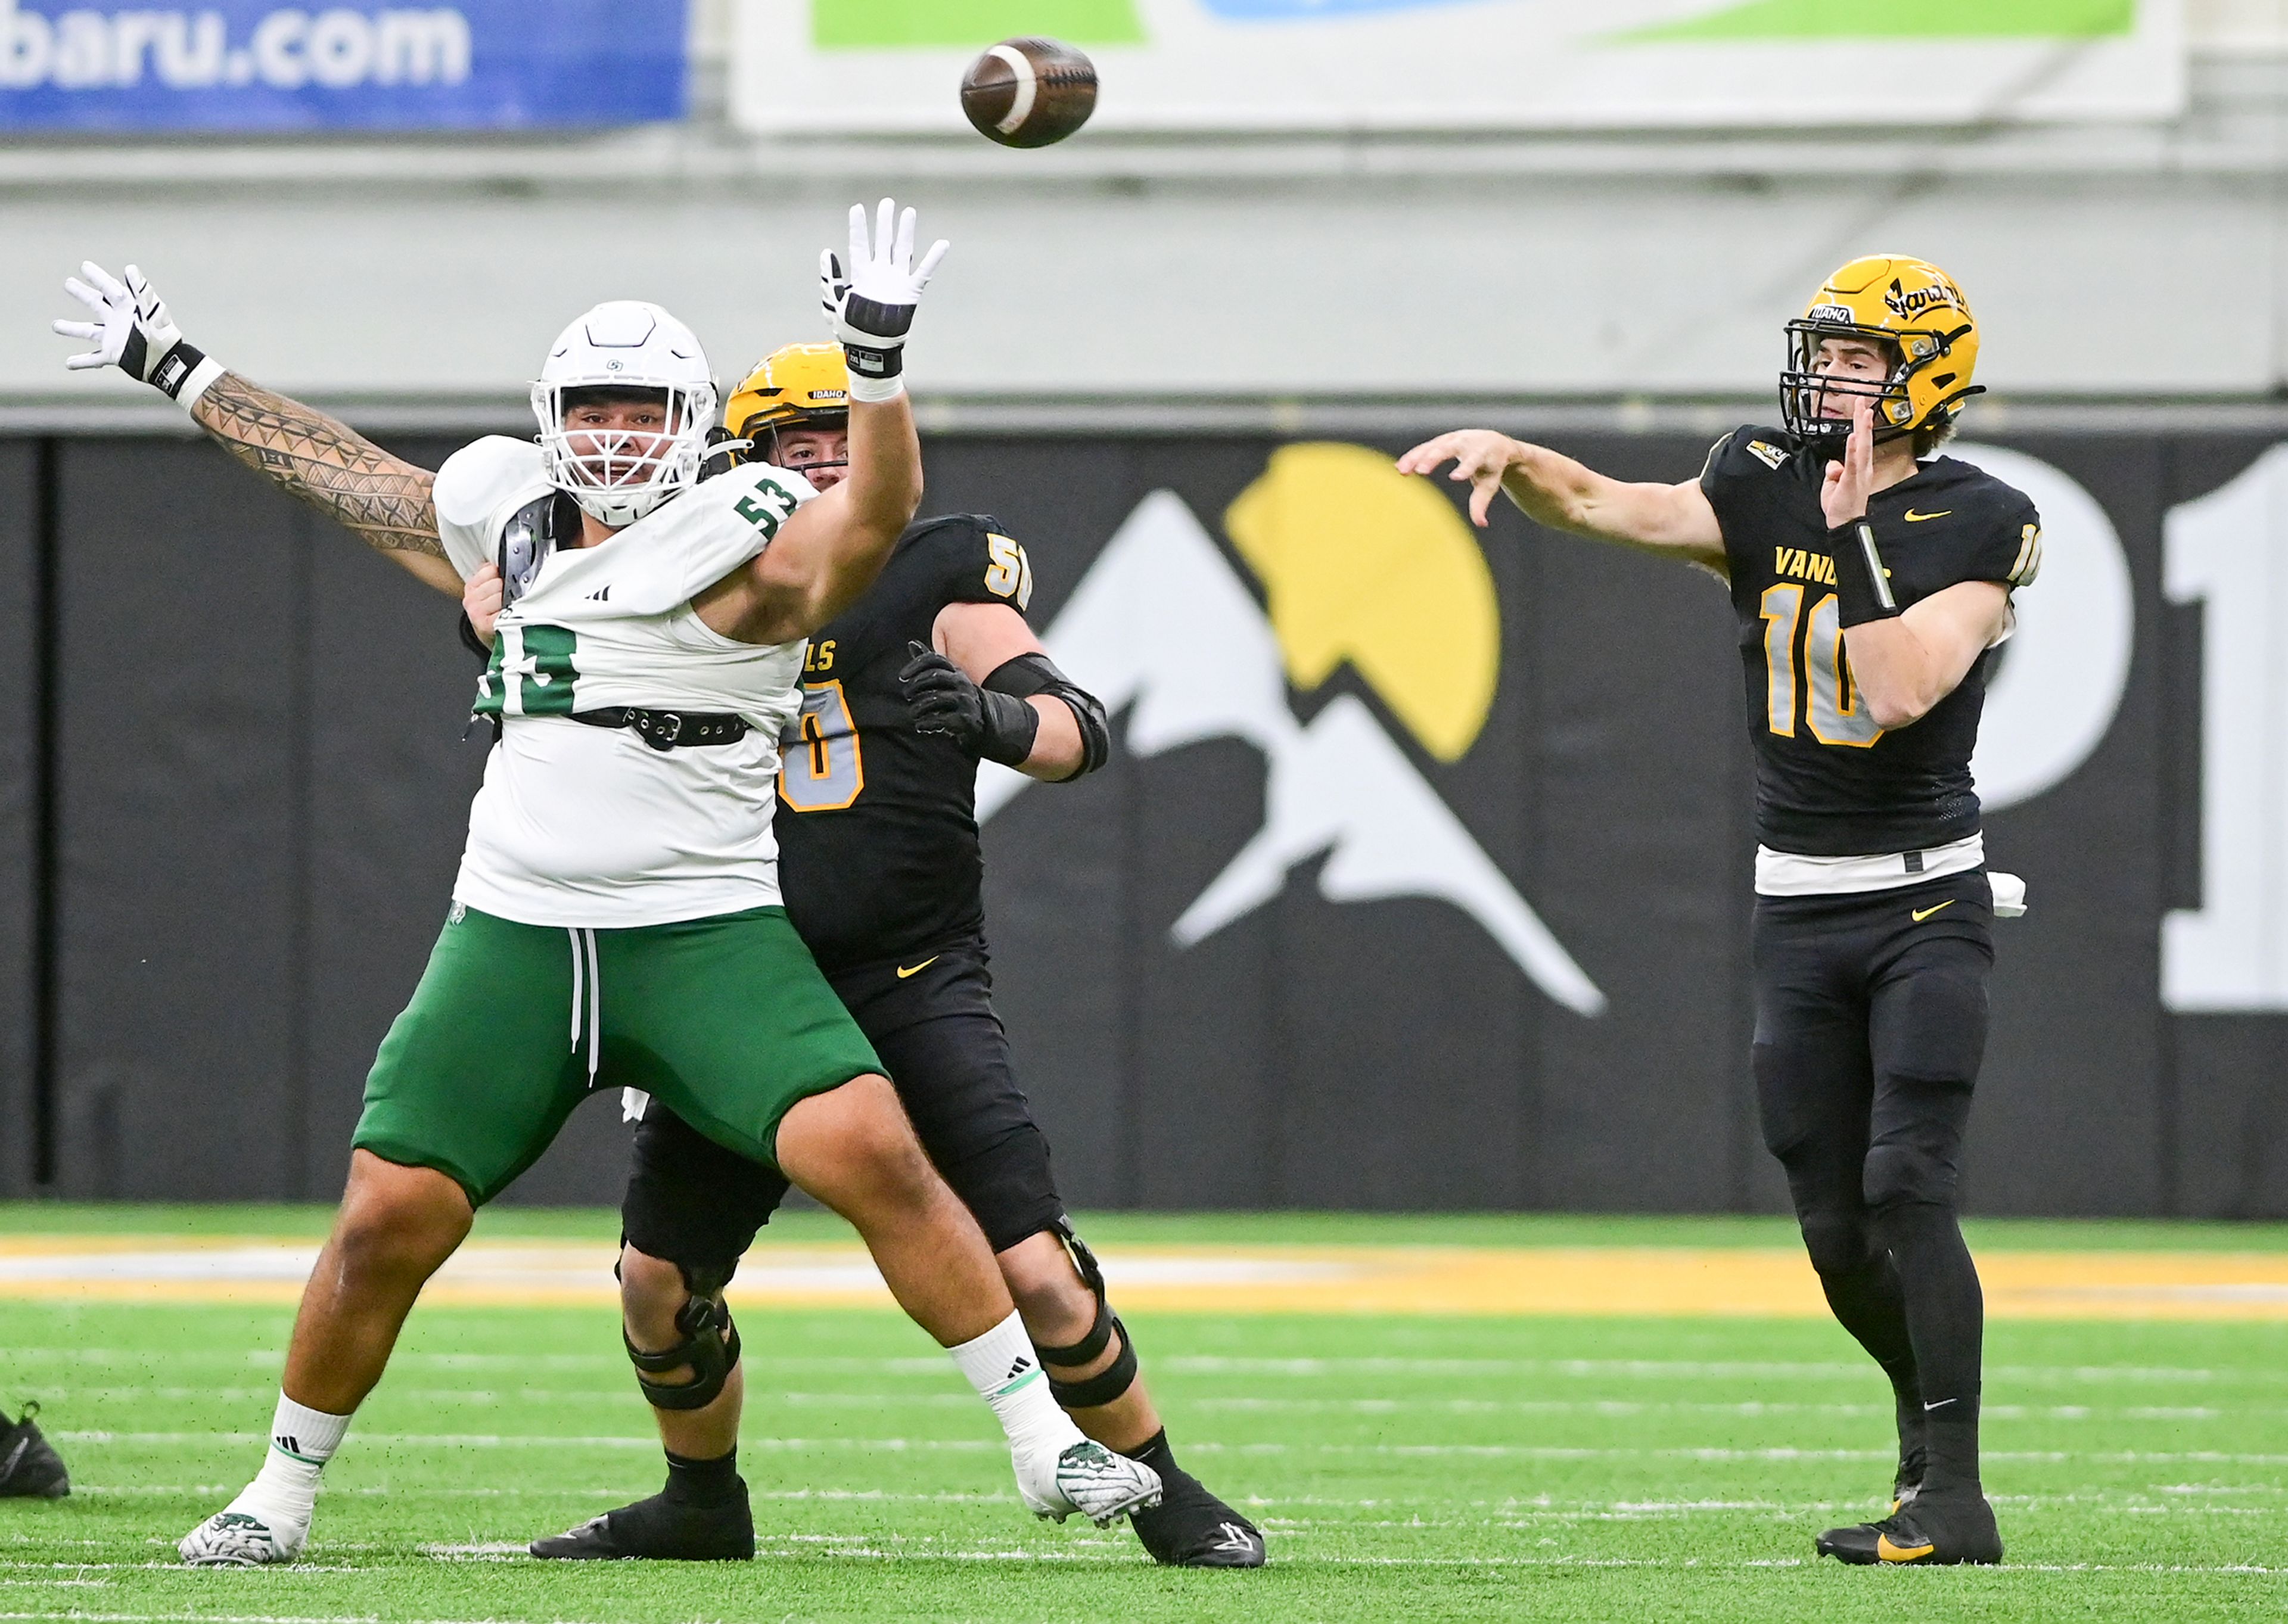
[622,938,1067,1277]
[1751,869,1995,1491]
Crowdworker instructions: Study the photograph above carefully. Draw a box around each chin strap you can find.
[1030,1219,1140,1411]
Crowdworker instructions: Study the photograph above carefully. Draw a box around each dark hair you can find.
[1911,415,1957,458]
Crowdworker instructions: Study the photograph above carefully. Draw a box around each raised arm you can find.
[742,388,927,640]
[1398,429,1727,575]
[1822,397,2010,730]
[733,201,947,645]
[188,375,456,595]
[52,262,459,598]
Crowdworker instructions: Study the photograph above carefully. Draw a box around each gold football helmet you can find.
[1780,256,1982,451]
[719,342,851,466]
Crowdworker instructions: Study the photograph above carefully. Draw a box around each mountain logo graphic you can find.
[977,444,1606,1016]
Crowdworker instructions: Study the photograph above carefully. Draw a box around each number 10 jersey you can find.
[1700,425,2043,858]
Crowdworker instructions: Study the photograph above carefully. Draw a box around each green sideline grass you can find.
[3,1215,2286,1621]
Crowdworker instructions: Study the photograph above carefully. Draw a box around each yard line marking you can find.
[49,1431,2288,1467]
[1158,1355,2256,1383]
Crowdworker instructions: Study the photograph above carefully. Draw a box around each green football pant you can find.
[354,903,881,1206]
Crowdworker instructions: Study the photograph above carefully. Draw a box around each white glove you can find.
[52,262,225,410]
[821,198,949,403]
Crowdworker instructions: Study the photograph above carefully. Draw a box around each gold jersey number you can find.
[1758,584,1882,748]
[779,681,865,811]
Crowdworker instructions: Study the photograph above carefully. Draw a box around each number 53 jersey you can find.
[1700,426,2043,858]
[773,514,1037,973]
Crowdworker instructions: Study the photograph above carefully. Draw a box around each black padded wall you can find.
[7,424,2286,1214]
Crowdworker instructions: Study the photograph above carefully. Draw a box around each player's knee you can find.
[1863,1140,1956,1215]
[619,1250,740,1411]
[618,1245,689,1351]
[332,1156,470,1283]
[1000,1236,1098,1349]
[1015,1222,1142,1411]
[1797,1209,1876,1280]
[832,1087,938,1199]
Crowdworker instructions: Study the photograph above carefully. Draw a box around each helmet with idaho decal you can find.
[1780,256,1982,455]
[722,343,850,452]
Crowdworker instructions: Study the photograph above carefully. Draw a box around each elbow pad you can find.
[984,652,1110,779]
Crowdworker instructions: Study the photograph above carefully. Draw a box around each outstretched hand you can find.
[823,198,951,401]
[1395,430,1520,528]
[1821,396,1876,529]
[52,261,197,389]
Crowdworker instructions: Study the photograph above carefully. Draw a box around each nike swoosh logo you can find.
[1911,901,1956,923]
[1904,509,1952,522]
[896,956,939,979]
[1923,1397,1957,1411]
[1877,1533,1937,1562]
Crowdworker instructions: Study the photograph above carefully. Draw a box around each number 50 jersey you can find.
[1701,426,2043,859]
[773,514,1037,973]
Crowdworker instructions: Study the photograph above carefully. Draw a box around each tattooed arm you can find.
[52,261,459,596]
[191,374,460,598]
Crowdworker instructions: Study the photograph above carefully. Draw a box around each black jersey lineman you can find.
[623,513,1065,1259]
[1701,424,2040,1561]
[615,509,1265,1569]
[772,513,1030,970]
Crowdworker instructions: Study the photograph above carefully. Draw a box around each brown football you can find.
[960,38,1097,148]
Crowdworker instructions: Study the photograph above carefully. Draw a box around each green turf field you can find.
[3,1209,2285,1622]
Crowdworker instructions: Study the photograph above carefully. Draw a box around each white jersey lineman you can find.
[434,437,816,926]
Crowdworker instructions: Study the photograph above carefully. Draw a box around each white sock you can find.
[241,1394,350,1526]
[948,1312,1081,1458]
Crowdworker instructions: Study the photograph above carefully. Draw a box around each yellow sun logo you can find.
[1223,441,1501,763]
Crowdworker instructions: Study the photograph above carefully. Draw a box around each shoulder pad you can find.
[435,436,544,530]
[498,492,579,606]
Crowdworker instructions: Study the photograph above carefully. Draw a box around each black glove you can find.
[900,641,1039,768]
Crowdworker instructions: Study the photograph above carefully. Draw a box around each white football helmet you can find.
[530,301,717,528]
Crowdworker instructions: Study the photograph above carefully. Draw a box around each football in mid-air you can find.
[960,38,1097,148]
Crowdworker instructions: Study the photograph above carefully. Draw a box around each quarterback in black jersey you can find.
[1402,257,2040,1568]
[474,344,1263,1570]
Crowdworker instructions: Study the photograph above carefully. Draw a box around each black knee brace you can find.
[623,1259,741,1413]
[1031,1219,1139,1411]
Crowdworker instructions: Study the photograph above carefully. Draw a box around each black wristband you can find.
[1829,517,1901,627]
[977,687,1041,769]
[148,340,207,402]
[841,340,903,384]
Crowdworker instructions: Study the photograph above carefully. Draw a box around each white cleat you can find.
[179,1501,307,1567]
[1016,1439,1162,1527]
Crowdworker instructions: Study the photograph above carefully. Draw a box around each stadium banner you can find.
[5,422,2283,1215]
[0,0,689,131]
[735,0,2185,134]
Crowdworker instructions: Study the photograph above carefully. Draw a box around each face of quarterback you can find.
[560,389,678,486]
[1808,335,1896,421]
[771,424,851,491]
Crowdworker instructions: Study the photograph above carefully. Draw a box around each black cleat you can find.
[1890,1442,1928,1514]
[1129,1466,1266,1569]
[0,1407,69,1500]
[1817,1490,2001,1567]
[530,1488,754,1561]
